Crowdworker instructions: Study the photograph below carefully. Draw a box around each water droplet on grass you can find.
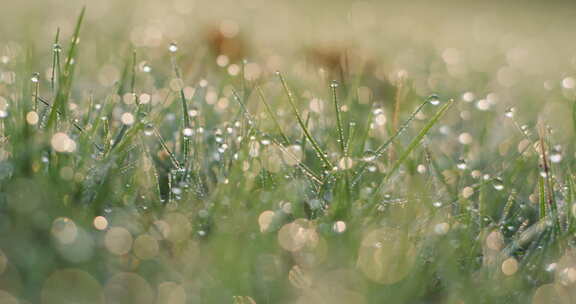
[492,178,504,191]
[504,107,515,118]
[427,94,440,106]
[182,128,193,137]
[31,72,40,83]
[362,150,377,162]
[140,61,152,73]
[457,158,467,170]
[168,42,179,53]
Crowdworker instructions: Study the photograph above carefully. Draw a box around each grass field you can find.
[2,1,576,303]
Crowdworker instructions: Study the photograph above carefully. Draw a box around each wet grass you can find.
[1,5,576,304]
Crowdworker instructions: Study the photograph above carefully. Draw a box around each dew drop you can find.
[53,43,62,53]
[140,61,152,73]
[182,128,193,137]
[168,42,179,53]
[362,150,377,162]
[144,124,154,136]
[330,80,339,88]
[31,72,40,83]
[492,178,504,191]
[427,94,440,106]
[457,158,467,170]
[504,107,515,118]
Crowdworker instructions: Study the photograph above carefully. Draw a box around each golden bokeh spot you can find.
[133,234,159,260]
[486,230,504,251]
[157,281,186,304]
[93,216,108,231]
[278,219,318,252]
[258,210,275,233]
[104,227,133,255]
[501,257,518,276]
[532,283,569,304]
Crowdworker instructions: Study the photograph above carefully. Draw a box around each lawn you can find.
[1,1,576,303]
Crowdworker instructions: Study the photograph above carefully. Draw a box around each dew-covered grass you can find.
[2,1,576,303]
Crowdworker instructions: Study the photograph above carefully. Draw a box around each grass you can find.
[1,4,576,304]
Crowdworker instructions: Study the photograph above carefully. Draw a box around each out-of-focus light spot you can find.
[121,112,135,125]
[532,283,569,304]
[93,216,108,230]
[278,219,318,252]
[501,257,518,276]
[258,210,275,233]
[104,227,133,255]
[458,133,473,145]
[133,234,159,260]
[462,186,474,199]
[228,64,240,76]
[486,230,504,251]
[51,217,78,244]
[333,221,347,233]
[51,133,76,153]
[26,111,39,125]
[338,157,354,170]
[562,77,575,89]
[462,92,475,102]
[476,99,490,111]
[216,55,229,67]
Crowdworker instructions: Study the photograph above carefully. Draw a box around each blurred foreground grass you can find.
[3,1,576,303]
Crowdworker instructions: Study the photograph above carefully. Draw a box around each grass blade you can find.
[277,72,332,169]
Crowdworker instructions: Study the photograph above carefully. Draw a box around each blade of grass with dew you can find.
[352,97,431,186]
[330,81,345,153]
[389,76,407,162]
[169,45,192,177]
[232,88,322,184]
[373,98,455,194]
[50,28,60,92]
[255,86,289,145]
[46,7,85,130]
[277,72,332,170]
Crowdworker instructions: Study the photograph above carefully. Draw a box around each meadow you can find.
[2,0,576,303]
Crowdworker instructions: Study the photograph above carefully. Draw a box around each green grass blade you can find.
[46,7,85,130]
[374,98,455,192]
[277,72,332,169]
